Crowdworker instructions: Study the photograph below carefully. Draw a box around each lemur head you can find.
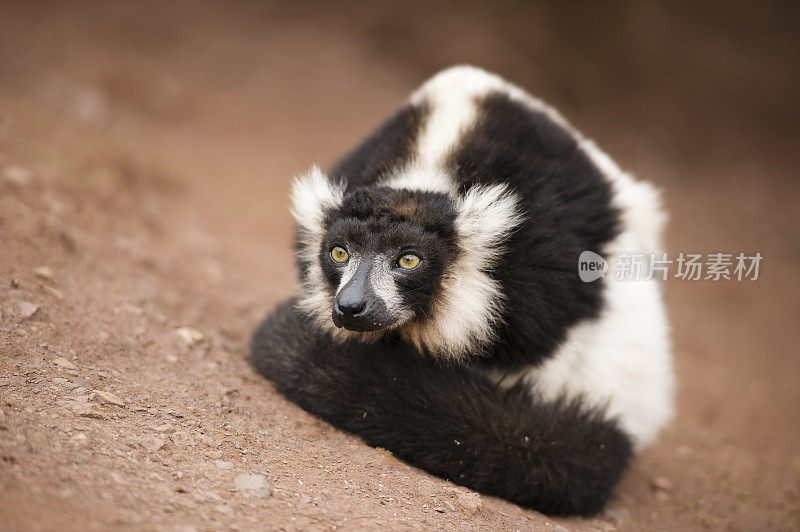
[291,166,522,362]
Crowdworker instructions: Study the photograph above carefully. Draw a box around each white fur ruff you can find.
[400,184,524,361]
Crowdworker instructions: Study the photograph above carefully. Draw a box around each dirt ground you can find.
[1,1,799,530]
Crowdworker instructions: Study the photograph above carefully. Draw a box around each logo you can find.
[578,251,608,282]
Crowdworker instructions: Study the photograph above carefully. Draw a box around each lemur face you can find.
[319,187,459,332]
[291,165,522,359]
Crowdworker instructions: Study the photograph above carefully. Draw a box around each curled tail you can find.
[250,300,633,516]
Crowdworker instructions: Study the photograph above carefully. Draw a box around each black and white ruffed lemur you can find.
[250,66,674,516]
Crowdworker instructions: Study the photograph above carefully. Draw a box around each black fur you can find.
[331,103,428,187]
[251,301,633,516]
[449,93,620,369]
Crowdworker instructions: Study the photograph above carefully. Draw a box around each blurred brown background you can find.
[1,1,798,530]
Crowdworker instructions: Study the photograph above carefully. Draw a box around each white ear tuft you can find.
[291,166,346,335]
[456,184,525,260]
[290,165,345,243]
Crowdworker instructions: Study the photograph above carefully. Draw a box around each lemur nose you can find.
[335,297,366,318]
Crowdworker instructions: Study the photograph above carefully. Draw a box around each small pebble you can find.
[192,490,221,503]
[215,460,234,471]
[19,302,40,319]
[70,432,88,446]
[33,266,55,281]
[651,476,674,491]
[3,165,31,185]
[91,390,125,407]
[175,327,204,346]
[53,357,78,371]
[132,435,166,453]
[601,509,624,527]
[215,504,234,517]
[456,491,482,513]
[80,409,106,420]
[69,402,93,416]
[234,473,271,498]
[589,519,617,532]
[71,387,90,398]
[170,431,191,446]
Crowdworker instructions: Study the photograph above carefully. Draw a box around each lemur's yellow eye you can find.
[331,246,349,263]
[398,254,420,270]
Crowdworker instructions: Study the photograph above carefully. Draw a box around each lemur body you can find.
[251,66,674,515]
